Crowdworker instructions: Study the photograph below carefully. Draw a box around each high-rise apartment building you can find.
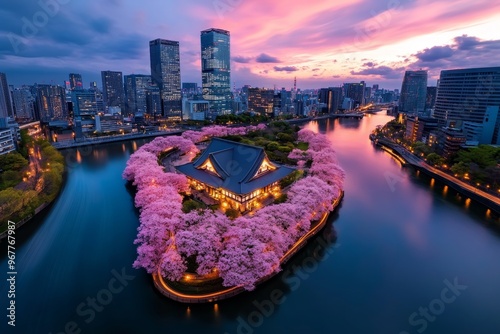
[101,71,124,111]
[201,28,232,115]
[149,39,182,118]
[434,67,500,144]
[124,74,152,115]
[399,70,427,113]
[0,73,13,118]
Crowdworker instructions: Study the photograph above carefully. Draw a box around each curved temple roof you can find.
[176,138,295,195]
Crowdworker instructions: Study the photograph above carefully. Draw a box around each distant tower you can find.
[399,70,427,114]
[69,73,83,91]
[149,39,182,118]
[292,77,297,100]
[101,71,124,112]
[201,28,231,115]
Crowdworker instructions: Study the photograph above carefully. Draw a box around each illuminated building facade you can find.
[201,28,232,115]
[177,138,294,212]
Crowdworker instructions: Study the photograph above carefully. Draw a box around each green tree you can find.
[426,153,445,166]
[451,161,469,177]
[0,152,29,171]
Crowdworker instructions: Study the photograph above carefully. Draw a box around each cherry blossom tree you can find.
[124,123,345,291]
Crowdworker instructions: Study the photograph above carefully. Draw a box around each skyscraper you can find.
[343,81,366,108]
[35,84,68,120]
[12,87,34,120]
[399,70,427,113]
[434,67,500,144]
[101,71,124,111]
[0,72,13,118]
[201,28,232,115]
[69,73,83,91]
[149,39,182,118]
[124,74,152,115]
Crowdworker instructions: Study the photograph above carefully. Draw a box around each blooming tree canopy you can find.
[123,125,344,290]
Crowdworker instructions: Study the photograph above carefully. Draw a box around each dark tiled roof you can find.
[176,138,295,195]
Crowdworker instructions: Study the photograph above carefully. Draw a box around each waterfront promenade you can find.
[375,137,500,214]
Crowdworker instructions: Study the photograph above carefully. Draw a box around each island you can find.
[123,122,345,302]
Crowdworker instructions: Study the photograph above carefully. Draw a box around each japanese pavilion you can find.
[176,138,295,212]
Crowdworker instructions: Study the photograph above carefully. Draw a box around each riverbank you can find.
[152,190,344,303]
[52,130,183,150]
[373,137,500,215]
[1,138,66,236]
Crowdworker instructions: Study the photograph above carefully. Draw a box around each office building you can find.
[124,74,152,115]
[149,39,182,118]
[72,90,98,117]
[182,98,209,121]
[69,73,83,90]
[0,73,13,118]
[399,70,427,113]
[101,71,124,112]
[405,116,438,142]
[12,87,34,120]
[201,28,232,115]
[426,86,437,111]
[343,81,366,108]
[319,87,342,113]
[146,85,162,116]
[35,84,68,120]
[247,88,274,115]
[434,67,500,144]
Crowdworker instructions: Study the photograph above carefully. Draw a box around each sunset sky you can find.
[1,0,499,89]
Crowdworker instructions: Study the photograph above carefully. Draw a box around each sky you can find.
[0,0,499,90]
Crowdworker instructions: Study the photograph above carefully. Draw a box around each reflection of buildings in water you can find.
[337,118,361,129]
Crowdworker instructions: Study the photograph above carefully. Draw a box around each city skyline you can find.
[0,0,499,89]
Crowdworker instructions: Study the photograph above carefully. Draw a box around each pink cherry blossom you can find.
[124,123,344,291]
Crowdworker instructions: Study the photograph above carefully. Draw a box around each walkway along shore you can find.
[373,137,500,215]
[152,190,344,303]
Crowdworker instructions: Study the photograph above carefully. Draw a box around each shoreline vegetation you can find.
[0,130,65,236]
[371,122,500,216]
[123,122,345,301]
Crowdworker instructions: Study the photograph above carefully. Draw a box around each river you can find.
[2,114,500,334]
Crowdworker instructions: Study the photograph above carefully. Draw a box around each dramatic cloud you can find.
[255,53,281,63]
[233,56,253,63]
[414,46,454,62]
[350,66,403,79]
[0,0,499,88]
[274,66,299,72]
[454,35,481,50]
[408,35,500,81]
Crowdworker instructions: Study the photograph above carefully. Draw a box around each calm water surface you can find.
[2,114,500,334]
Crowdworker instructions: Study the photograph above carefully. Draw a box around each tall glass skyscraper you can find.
[149,39,182,119]
[434,67,500,144]
[201,28,232,115]
[101,71,124,111]
[399,70,427,113]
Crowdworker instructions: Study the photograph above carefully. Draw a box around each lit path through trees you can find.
[152,191,343,303]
